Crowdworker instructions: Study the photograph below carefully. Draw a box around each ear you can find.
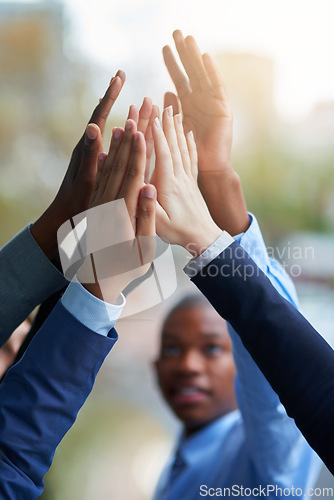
[153,358,159,373]
[152,359,161,383]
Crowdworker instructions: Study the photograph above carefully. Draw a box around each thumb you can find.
[78,123,104,185]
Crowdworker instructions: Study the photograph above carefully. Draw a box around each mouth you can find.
[169,386,210,405]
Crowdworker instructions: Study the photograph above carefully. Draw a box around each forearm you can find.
[0,300,117,499]
[192,241,334,474]
[30,202,67,259]
[198,168,249,235]
[230,213,299,415]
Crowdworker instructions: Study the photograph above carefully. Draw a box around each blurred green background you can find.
[1,1,334,498]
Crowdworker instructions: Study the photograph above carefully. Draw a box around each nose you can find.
[177,349,204,375]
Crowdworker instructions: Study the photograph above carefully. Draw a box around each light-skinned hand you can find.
[152,106,222,258]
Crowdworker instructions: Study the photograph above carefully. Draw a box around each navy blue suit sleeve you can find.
[0,301,118,499]
[192,241,334,474]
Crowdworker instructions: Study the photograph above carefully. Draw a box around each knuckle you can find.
[83,142,96,158]
[113,160,125,173]
[139,203,154,219]
[127,164,139,179]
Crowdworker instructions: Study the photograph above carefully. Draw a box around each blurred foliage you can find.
[234,143,334,245]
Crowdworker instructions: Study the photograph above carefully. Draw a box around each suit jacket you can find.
[0,301,117,499]
[192,241,334,475]
[0,226,68,346]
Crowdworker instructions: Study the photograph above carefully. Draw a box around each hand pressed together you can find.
[77,118,156,303]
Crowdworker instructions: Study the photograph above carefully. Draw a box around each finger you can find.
[186,131,198,178]
[144,104,160,182]
[105,119,137,200]
[164,92,181,114]
[66,72,125,182]
[90,152,107,207]
[163,44,191,99]
[138,97,153,134]
[172,29,200,91]
[137,184,156,234]
[162,106,183,175]
[76,123,104,208]
[118,131,146,225]
[127,104,139,124]
[184,35,212,92]
[136,185,157,268]
[89,71,125,134]
[152,116,174,190]
[202,53,228,101]
[96,127,124,199]
[173,113,191,175]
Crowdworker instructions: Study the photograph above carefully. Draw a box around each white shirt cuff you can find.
[183,231,234,278]
[61,276,125,336]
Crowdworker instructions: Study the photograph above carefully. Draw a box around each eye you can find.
[161,345,181,357]
[203,344,223,356]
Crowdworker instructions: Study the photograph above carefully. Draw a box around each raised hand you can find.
[163,31,249,235]
[152,106,222,257]
[31,71,126,259]
[77,118,156,303]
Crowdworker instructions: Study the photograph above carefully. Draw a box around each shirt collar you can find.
[176,410,240,468]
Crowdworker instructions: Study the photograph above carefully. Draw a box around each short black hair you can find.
[161,293,213,333]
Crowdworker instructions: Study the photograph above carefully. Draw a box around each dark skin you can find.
[155,305,237,436]
[30,71,126,259]
[30,74,158,261]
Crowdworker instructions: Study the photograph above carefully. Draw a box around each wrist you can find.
[31,207,61,260]
[198,158,233,175]
[198,169,249,235]
[76,256,123,303]
[182,225,222,258]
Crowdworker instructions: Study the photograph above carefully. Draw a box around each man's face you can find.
[155,305,237,433]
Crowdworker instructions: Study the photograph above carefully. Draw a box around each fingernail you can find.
[166,105,173,117]
[175,113,182,126]
[188,130,195,141]
[125,120,132,131]
[86,124,98,140]
[142,185,155,198]
[153,117,161,128]
[113,128,122,139]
